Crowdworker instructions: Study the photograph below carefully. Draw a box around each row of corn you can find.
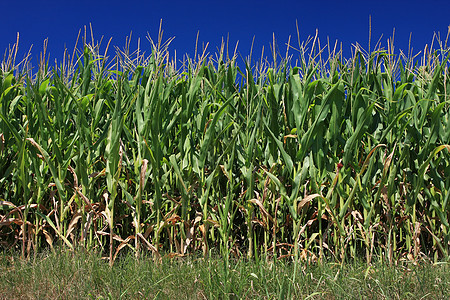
[0,30,449,265]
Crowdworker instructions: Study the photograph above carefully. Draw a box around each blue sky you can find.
[2,0,450,67]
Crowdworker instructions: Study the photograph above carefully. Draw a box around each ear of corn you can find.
[1,27,449,265]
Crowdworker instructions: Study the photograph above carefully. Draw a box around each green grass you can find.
[1,248,449,299]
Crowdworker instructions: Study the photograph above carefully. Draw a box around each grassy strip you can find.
[1,249,449,299]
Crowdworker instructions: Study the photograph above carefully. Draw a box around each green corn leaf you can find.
[410,145,450,206]
[36,211,73,249]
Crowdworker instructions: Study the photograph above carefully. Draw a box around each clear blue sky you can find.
[2,0,450,67]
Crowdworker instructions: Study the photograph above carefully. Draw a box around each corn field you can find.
[1,28,449,266]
